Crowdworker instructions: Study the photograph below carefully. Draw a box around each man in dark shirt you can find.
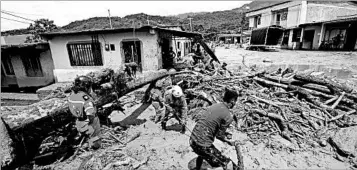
[190,88,239,170]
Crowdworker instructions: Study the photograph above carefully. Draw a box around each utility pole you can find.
[147,16,150,25]
[108,9,113,29]
[188,18,193,32]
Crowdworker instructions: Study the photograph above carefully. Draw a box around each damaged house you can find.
[1,34,55,90]
[246,1,357,50]
[41,26,198,82]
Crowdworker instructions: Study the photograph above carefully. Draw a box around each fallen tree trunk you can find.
[1,70,193,169]
[0,118,16,169]
[294,73,353,94]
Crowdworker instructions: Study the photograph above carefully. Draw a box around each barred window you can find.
[67,42,103,66]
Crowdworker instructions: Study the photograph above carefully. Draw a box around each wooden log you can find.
[329,110,356,122]
[324,96,338,105]
[331,92,345,109]
[263,75,332,94]
[254,76,357,110]
[253,77,288,89]
[2,70,193,169]
[234,143,244,170]
[294,73,353,94]
[195,37,220,63]
[250,109,286,132]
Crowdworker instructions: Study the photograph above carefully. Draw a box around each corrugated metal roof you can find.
[41,26,201,38]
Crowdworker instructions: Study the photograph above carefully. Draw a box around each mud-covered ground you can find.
[216,47,357,83]
[216,47,357,70]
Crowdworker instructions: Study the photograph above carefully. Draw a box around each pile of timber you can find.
[179,67,356,151]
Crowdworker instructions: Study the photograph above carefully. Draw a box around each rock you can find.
[330,126,357,157]
[0,118,16,168]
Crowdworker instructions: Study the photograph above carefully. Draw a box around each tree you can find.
[25,19,57,43]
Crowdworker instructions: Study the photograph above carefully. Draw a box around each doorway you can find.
[344,22,357,51]
[122,40,142,72]
[161,38,170,69]
[303,30,315,50]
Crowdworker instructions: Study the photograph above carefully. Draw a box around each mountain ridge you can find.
[1,1,284,36]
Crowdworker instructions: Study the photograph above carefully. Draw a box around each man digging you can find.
[190,87,239,170]
[68,76,102,150]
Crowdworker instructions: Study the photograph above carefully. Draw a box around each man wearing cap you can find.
[161,85,188,133]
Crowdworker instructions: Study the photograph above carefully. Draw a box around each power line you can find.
[1,10,35,22]
[1,17,32,24]
[1,9,43,16]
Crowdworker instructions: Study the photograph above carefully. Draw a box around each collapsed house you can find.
[1,35,55,90]
[40,26,200,82]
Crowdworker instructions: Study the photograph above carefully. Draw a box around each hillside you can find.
[1,1,285,36]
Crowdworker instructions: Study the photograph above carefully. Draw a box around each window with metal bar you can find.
[67,42,103,66]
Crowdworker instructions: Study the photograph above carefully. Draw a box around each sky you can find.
[1,1,250,31]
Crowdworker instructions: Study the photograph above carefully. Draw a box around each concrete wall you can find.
[302,25,322,50]
[259,13,272,28]
[10,49,55,88]
[248,17,255,28]
[306,3,357,23]
[48,30,161,82]
[287,5,301,27]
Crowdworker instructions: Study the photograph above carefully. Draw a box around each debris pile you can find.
[176,66,357,162]
[1,59,357,169]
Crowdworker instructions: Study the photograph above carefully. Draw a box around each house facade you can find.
[217,34,242,44]
[246,1,357,50]
[1,35,55,89]
[41,26,199,82]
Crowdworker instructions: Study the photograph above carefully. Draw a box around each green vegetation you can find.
[1,1,283,36]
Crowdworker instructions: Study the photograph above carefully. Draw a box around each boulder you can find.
[330,126,357,157]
